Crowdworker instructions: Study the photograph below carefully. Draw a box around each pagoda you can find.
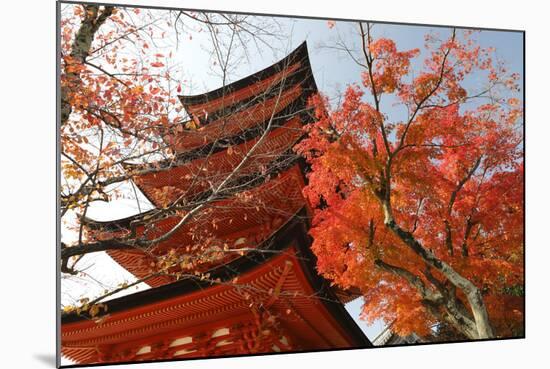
[61,42,371,365]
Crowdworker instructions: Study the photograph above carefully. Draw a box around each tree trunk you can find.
[381,201,494,339]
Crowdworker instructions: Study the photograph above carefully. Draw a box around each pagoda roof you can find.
[61,212,371,364]
[165,101,313,165]
[84,164,308,287]
[178,41,315,110]
[125,117,305,208]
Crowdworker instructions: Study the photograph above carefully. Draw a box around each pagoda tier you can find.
[86,164,308,288]
[124,116,304,208]
[178,43,310,118]
[165,41,316,155]
[61,214,371,365]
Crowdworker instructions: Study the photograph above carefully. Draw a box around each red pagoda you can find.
[61,42,371,365]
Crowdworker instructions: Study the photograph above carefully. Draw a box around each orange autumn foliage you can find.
[296,30,523,338]
[60,5,178,201]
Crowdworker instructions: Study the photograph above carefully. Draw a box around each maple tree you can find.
[296,23,523,340]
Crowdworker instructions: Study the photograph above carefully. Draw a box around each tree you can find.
[295,23,523,340]
[60,4,302,313]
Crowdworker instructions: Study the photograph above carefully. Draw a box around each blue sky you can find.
[178,15,523,107]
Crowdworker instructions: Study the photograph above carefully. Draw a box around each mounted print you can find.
[57,1,524,366]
